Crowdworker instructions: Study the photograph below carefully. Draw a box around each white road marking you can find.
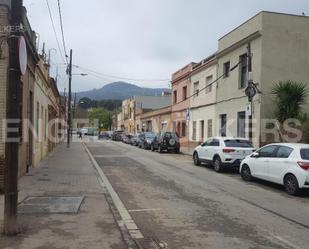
[83,143,144,239]
[271,235,301,249]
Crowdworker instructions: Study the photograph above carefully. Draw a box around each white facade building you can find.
[189,54,218,146]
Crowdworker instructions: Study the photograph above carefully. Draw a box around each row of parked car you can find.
[192,137,309,196]
[100,131,309,195]
[105,130,181,153]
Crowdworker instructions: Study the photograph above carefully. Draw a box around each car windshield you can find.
[300,149,309,160]
[164,132,178,139]
[145,133,155,138]
[224,139,253,148]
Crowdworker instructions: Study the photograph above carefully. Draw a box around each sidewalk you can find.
[180,146,194,156]
[0,142,127,249]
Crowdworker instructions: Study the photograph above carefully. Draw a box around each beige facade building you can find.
[0,3,40,187]
[215,11,309,147]
[117,112,124,131]
[140,106,172,133]
[121,95,171,134]
[33,57,50,167]
[189,54,217,147]
[0,2,63,188]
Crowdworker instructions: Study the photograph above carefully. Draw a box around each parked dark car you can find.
[138,132,156,149]
[122,134,132,144]
[151,131,180,153]
[112,130,124,141]
[98,131,110,140]
[130,134,140,146]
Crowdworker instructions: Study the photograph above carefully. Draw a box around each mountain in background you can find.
[75,81,171,101]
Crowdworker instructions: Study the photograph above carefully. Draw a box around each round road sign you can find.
[18,36,27,75]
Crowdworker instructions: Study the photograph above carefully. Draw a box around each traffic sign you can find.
[18,36,27,75]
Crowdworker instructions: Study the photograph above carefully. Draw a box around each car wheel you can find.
[151,144,155,151]
[213,157,223,173]
[241,164,252,181]
[158,145,163,153]
[284,174,300,196]
[193,152,201,166]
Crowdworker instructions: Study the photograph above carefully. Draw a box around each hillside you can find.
[76,81,170,101]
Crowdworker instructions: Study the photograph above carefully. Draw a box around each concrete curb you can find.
[82,142,143,249]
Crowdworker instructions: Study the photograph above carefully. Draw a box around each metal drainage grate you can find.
[18,196,84,214]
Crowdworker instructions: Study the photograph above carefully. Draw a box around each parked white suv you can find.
[240,143,309,195]
[193,137,255,172]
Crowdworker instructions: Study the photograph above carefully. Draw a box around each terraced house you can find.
[170,11,309,151]
[0,1,64,189]
[0,3,38,188]
[215,11,309,147]
[189,53,217,148]
[171,63,196,146]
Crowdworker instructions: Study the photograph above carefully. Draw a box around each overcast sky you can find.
[24,0,309,92]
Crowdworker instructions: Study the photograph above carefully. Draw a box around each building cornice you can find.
[217,31,262,58]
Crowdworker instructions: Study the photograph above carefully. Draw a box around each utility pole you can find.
[246,43,255,142]
[4,0,23,235]
[67,49,72,148]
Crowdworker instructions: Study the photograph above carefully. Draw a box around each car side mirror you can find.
[251,152,260,158]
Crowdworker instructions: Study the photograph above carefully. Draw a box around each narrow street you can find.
[86,140,309,249]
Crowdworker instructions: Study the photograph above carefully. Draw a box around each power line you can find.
[73,64,170,82]
[45,0,66,64]
[173,61,241,107]
[57,0,68,63]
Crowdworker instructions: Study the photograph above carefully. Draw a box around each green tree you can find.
[78,97,92,109]
[271,80,308,123]
[88,108,112,130]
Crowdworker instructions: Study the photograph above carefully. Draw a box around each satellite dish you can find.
[18,36,27,75]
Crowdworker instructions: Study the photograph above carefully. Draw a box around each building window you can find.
[206,75,213,93]
[223,61,230,78]
[200,120,204,141]
[181,121,186,137]
[193,81,199,97]
[182,86,187,100]
[220,114,227,137]
[173,90,177,104]
[207,119,213,138]
[192,121,197,141]
[239,54,248,89]
[237,111,246,138]
[36,102,40,137]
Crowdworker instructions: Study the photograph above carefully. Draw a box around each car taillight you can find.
[223,148,235,153]
[297,161,309,170]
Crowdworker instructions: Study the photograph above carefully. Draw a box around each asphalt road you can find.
[86,140,309,249]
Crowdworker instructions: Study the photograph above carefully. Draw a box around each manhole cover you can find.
[18,196,84,214]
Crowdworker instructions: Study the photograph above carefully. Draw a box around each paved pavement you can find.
[86,140,309,249]
[180,146,194,156]
[0,141,127,249]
